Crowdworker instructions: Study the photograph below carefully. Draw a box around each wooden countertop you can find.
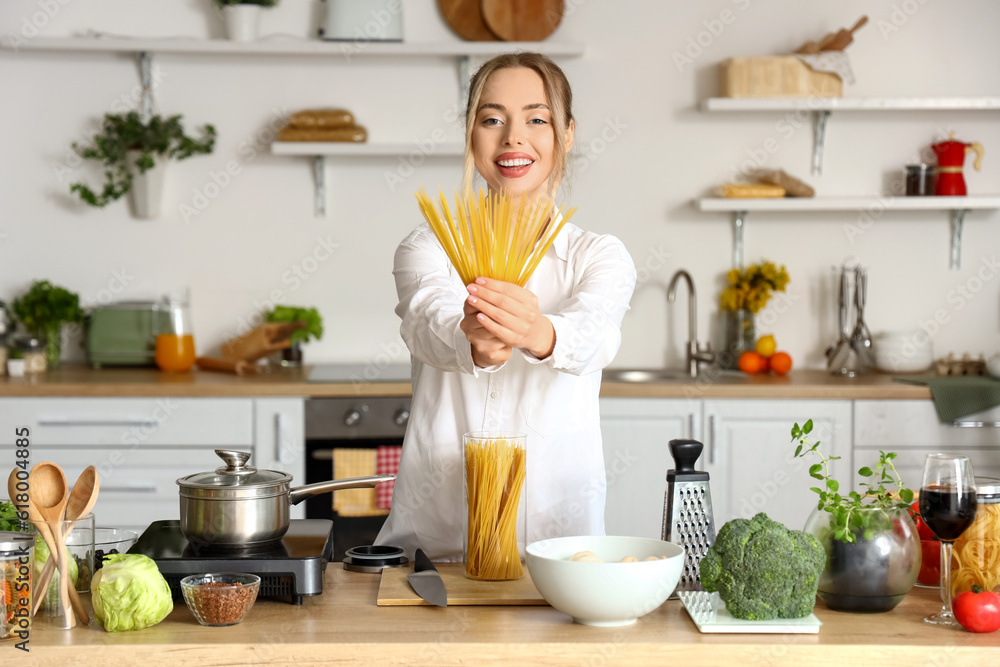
[0,364,931,400]
[21,567,998,666]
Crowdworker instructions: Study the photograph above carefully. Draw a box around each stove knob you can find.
[393,408,410,427]
[343,408,362,427]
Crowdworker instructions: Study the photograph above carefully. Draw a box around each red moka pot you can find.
[931,133,984,196]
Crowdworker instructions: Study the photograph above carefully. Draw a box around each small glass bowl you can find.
[94,528,139,571]
[180,572,260,627]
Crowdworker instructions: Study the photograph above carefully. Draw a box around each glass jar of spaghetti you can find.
[0,530,34,642]
[951,477,1000,596]
[463,432,527,581]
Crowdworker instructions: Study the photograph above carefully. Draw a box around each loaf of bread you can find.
[749,169,815,197]
[277,125,368,142]
[288,109,355,129]
[717,183,786,198]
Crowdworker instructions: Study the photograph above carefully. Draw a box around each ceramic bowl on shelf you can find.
[525,536,684,627]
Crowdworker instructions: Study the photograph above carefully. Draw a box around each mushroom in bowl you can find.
[525,536,684,626]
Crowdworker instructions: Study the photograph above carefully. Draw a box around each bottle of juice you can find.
[155,290,196,372]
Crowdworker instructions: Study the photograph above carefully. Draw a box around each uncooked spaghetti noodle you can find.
[464,436,526,580]
[952,502,1000,595]
[415,188,577,287]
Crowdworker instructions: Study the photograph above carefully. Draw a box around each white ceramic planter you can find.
[127,150,167,220]
[224,5,261,42]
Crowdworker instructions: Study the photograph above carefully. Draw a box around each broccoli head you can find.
[699,512,825,620]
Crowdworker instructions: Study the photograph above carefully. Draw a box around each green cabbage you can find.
[91,554,172,632]
[34,538,79,604]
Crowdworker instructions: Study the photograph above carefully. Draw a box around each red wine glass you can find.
[918,453,977,625]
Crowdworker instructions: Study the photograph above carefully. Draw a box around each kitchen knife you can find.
[407,548,448,607]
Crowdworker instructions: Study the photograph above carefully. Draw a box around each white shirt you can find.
[375,221,637,561]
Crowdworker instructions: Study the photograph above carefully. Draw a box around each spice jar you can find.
[951,477,1000,595]
[463,432,527,581]
[905,164,935,196]
[13,336,46,375]
[0,531,34,642]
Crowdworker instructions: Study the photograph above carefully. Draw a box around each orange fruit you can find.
[738,351,766,375]
[770,351,793,375]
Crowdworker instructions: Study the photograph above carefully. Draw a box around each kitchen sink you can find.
[604,368,748,383]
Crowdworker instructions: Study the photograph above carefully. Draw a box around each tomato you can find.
[909,501,937,541]
[953,587,1000,633]
[918,540,941,587]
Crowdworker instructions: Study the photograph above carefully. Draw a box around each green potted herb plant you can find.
[265,305,323,366]
[70,111,216,219]
[792,419,920,613]
[11,280,84,366]
[214,0,279,41]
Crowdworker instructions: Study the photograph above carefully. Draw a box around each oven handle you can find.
[312,449,334,461]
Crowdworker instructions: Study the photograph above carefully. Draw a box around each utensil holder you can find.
[29,513,94,627]
[463,432,527,581]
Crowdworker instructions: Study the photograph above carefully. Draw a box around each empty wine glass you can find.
[919,453,977,625]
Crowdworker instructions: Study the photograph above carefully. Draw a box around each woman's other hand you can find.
[465,277,556,360]
[460,300,512,367]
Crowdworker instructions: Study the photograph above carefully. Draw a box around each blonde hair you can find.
[462,52,574,198]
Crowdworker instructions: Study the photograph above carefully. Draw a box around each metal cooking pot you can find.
[177,449,395,546]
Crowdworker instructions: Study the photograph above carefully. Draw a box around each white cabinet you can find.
[854,400,1000,489]
[0,397,305,531]
[702,399,853,531]
[600,398,702,539]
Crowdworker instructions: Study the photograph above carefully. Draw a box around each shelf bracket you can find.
[137,51,155,121]
[313,156,326,218]
[811,110,831,176]
[949,208,968,270]
[732,210,747,268]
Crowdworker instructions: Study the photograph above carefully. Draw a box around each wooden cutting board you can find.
[377,564,548,606]
[481,0,564,42]
[437,0,499,41]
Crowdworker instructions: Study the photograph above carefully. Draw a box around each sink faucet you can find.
[667,270,715,378]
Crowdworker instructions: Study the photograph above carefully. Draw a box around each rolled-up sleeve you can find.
[520,235,636,375]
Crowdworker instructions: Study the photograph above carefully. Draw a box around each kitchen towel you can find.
[376,445,402,509]
[333,448,386,517]
[893,376,1000,423]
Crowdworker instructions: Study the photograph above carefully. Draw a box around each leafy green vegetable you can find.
[266,305,324,345]
[34,537,79,605]
[0,501,21,532]
[91,554,172,632]
[699,512,825,621]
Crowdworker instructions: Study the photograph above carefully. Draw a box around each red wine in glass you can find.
[919,486,977,540]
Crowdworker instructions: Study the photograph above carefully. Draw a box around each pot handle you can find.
[287,473,396,506]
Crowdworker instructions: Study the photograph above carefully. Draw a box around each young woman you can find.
[376,53,637,561]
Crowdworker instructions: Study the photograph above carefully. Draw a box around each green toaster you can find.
[86,301,163,368]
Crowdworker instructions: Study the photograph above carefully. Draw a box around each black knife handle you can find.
[414,548,434,573]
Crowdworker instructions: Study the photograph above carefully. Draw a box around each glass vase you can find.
[720,308,755,369]
[463,432,527,581]
[804,506,920,613]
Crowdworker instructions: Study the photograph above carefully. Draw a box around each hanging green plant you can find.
[69,111,216,208]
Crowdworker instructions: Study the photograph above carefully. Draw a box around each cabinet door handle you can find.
[275,413,290,464]
[951,421,1000,428]
[708,414,717,465]
[101,484,157,494]
[38,418,157,427]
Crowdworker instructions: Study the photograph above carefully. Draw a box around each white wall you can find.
[2,0,998,371]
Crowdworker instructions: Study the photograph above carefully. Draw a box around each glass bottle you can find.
[0,530,34,641]
[155,290,196,372]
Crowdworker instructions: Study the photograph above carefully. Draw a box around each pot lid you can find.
[976,476,1000,503]
[177,450,292,489]
[0,530,34,554]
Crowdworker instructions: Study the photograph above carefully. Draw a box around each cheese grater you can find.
[662,438,716,596]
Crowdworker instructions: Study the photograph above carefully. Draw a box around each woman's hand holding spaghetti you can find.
[464,277,556,360]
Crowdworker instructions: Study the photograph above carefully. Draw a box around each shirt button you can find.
[490,392,500,400]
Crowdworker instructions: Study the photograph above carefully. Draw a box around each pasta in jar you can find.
[951,478,1000,596]
[464,433,526,581]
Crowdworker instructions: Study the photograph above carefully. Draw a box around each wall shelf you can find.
[695,196,1000,270]
[701,96,1000,176]
[271,142,464,217]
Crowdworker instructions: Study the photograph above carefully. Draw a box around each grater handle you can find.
[669,439,704,473]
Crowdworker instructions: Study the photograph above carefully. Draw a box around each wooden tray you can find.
[377,564,547,606]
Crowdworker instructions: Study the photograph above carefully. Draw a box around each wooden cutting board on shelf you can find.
[437,0,499,41]
[481,0,564,42]
[377,564,547,606]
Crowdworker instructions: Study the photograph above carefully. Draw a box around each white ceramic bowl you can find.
[987,353,1000,380]
[525,536,684,627]
[872,330,934,373]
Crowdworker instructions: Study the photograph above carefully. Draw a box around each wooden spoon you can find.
[32,466,100,622]
[29,462,74,628]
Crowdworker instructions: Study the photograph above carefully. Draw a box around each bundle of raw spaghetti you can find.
[951,502,1000,595]
[464,435,526,580]
[415,187,577,286]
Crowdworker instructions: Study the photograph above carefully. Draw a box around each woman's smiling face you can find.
[472,67,567,200]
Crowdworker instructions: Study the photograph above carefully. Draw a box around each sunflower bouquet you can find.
[719,261,790,313]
